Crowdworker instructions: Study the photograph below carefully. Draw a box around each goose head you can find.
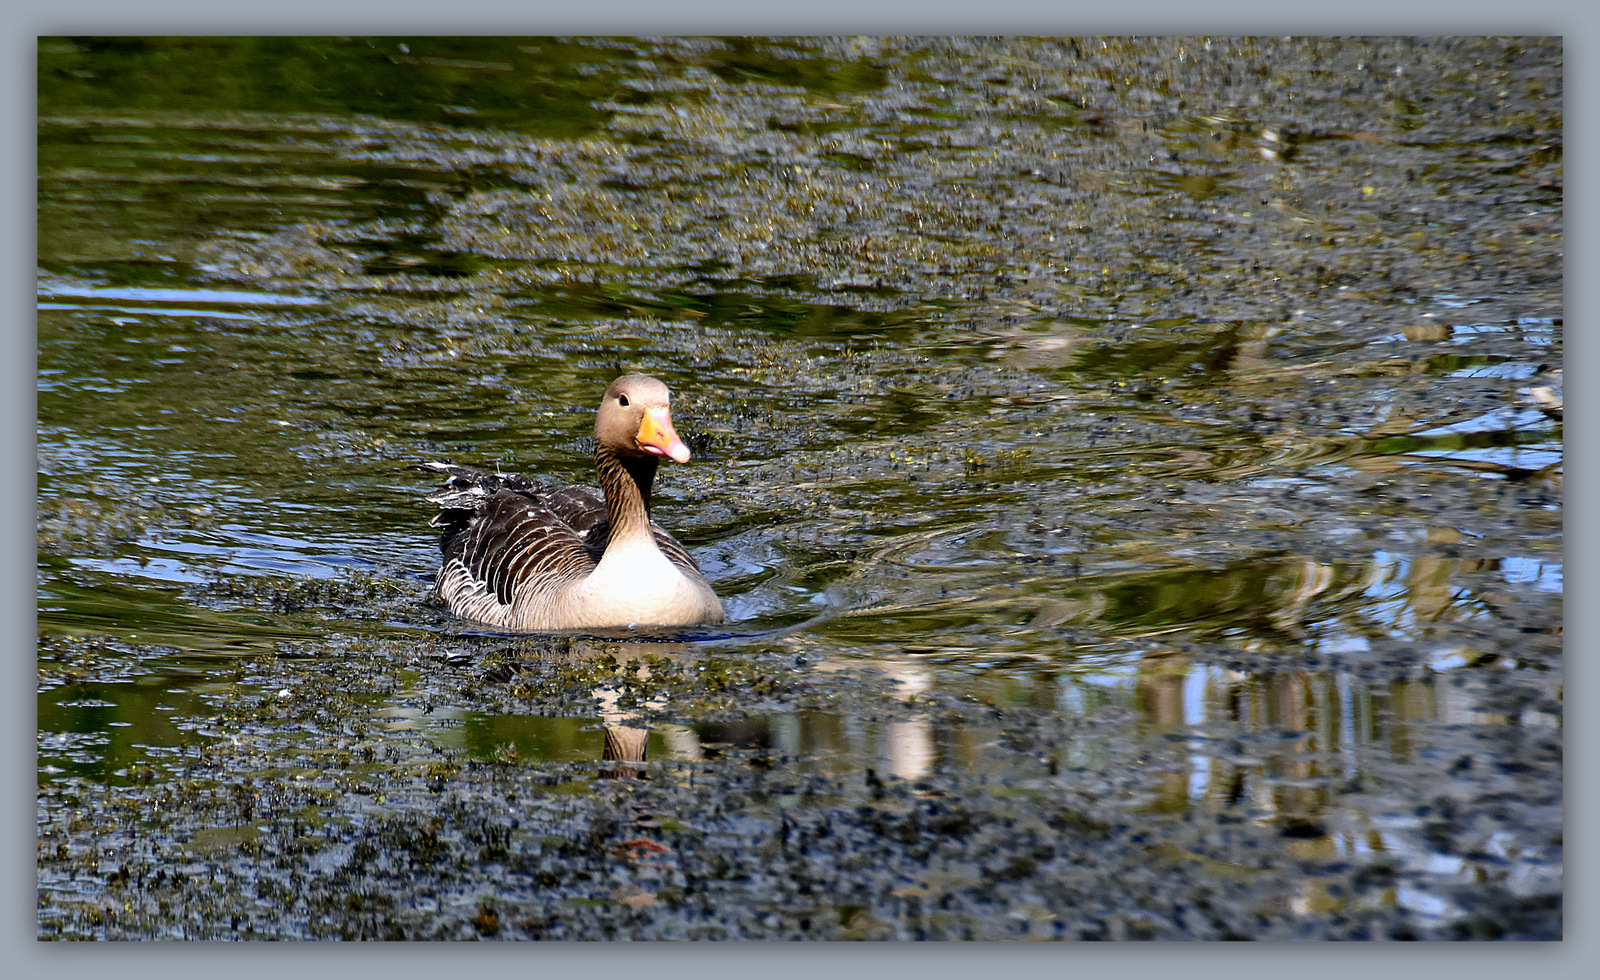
[596,374,691,463]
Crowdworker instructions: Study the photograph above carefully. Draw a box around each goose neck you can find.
[597,448,658,542]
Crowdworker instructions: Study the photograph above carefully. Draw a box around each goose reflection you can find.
[877,657,935,779]
[592,641,701,780]
[590,647,938,782]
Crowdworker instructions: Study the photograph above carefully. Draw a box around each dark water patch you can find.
[349,237,518,279]
[40,36,623,138]
[40,572,372,655]
[697,38,891,95]
[39,120,451,268]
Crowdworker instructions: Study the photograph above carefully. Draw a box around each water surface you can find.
[37,35,1562,940]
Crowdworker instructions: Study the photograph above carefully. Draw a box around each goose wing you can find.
[648,524,703,574]
[420,462,602,609]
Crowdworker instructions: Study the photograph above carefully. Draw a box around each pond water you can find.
[37,36,1562,940]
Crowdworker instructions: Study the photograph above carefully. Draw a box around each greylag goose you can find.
[420,374,723,630]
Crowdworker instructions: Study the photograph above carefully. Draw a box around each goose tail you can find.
[415,460,538,513]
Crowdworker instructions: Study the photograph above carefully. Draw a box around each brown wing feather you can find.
[451,490,595,605]
[420,462,600,616]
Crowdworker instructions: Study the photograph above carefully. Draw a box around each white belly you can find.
[566,536,720,627]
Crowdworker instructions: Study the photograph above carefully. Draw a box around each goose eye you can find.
[618,394,630,407]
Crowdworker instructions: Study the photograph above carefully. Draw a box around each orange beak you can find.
[636,406,691,463]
